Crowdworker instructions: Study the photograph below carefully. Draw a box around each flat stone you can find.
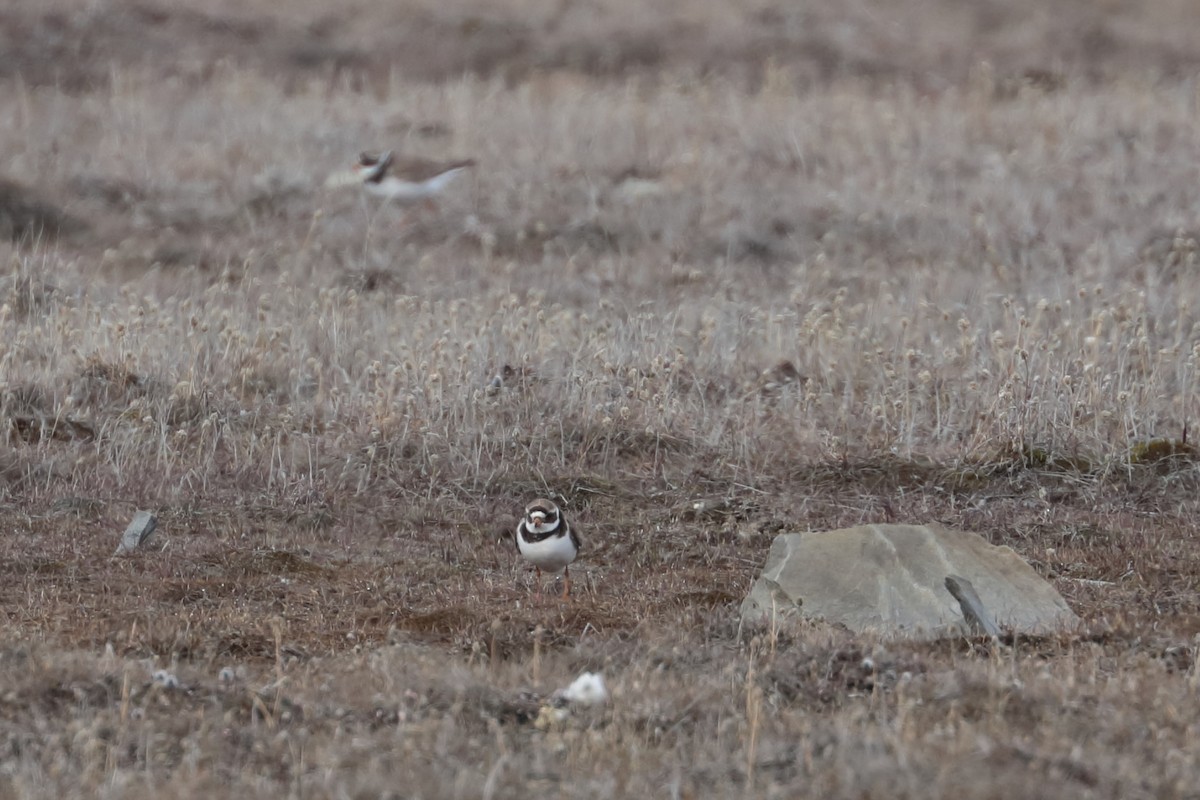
[741,523,1078,639]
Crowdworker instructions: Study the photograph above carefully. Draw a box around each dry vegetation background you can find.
[2,0,1200,796]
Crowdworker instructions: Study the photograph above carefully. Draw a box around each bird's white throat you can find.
[525,516,561,536]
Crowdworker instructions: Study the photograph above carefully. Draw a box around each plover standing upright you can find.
[515,498,581,599]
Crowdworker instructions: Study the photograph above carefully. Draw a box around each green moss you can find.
[1128,438,1196,465]
[990,443,1095,475]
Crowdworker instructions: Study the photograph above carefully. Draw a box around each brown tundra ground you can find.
[2,0,1200,797]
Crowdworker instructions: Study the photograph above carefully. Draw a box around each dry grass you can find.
[1,0,1200,796]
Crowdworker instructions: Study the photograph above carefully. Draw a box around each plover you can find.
[515,498,581,599]
[353,150,475,207]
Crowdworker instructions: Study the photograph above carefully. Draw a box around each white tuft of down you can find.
[558,672,608,707]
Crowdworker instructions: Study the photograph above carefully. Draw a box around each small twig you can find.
[1060,577,1116,587]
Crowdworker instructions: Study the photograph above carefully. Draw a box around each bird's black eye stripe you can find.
[528,507,558,523]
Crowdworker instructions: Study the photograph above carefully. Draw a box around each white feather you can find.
[558,672,608,707]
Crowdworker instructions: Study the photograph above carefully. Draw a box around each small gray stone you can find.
[114,510,158,555]
[945,575,1001,637]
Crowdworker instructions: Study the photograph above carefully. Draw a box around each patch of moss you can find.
[993,444,1095,474]
[1128,438,1196,465]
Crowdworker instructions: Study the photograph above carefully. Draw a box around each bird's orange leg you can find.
[534,567,542,600]
[561,566,572,599]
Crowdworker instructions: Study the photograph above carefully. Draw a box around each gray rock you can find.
[114,510,158,555]
[741,524,1078,639]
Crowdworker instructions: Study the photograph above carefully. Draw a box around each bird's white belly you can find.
[365,168,467,203]
[365,179,431,203]
[518,532,577,572]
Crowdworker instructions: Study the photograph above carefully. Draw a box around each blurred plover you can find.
[352,150,475,207]
[515,498,581,599]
